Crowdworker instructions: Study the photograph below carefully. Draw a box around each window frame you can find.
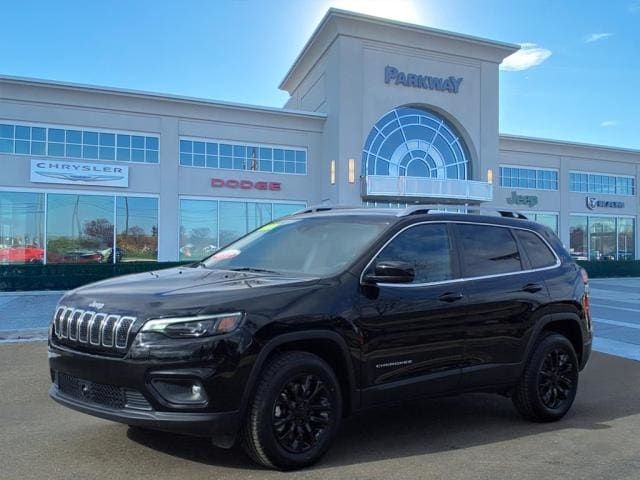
[568,170,636,196]
[499,164,559,191]
[359,220,561,288]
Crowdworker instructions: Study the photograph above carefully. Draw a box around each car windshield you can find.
[203,216,390,276]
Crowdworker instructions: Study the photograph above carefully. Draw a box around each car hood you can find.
[60,266,321,319]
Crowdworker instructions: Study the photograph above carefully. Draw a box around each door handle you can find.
[522,283,543,293]
[438,292,464,303]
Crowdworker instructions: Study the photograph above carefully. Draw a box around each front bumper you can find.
[49,384,239,444]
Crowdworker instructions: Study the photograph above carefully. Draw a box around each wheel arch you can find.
[526,312,585,366]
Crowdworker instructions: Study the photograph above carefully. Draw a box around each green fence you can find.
[0,262,191,291]
[576,260,640,278]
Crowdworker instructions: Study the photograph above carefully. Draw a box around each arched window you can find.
[362,107,469,180]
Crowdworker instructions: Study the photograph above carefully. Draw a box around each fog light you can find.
[151,378,208,405]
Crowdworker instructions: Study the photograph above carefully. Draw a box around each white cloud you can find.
[500,43,552,71]
[585,32,614,43]
[600,120,618,127]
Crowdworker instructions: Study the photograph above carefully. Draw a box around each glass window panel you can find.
[0,124,14,139]
[273,203,302,219]
[145,137,159,150]
[374,223,453,283]
[295,163,306,174]
[46,194,114,264]
[33,141,46,156]
[0,192,45,264]
[234,145,247,157]
[220,156,232,169]
[99,133,115,146]
[273,149,284,160]
[193,154,205,167]
[117,134,131,148]
[259,160,272,172]
[0,138,13,153]
[589,216,616,261]
[32,127,46,141]
[117,148,131,162]
[83,145,99,159]
[14,140,30,154]
[49,128,65,142]
[514,229,556,268]
[569,216,588,260]
[219,201,248,246]
[15,126,30,140]
[285,150,295,161]
[179,199,218,260]
[206,155,218,168]
[179,139,192,153]
[48,142,64,156]
[66,130,82,144]
[259,147,272,160]
[179,152,192,166]
[246,203,272,231]
[131,136,145,149]
[206,142,217,155]
[83,131,99,145]
[458,224,522,276]
[273,161,284,173]
[193,141,205,154]
[116,197,158,263]
[284,162,295,173]
[220,144,232,156]
[99,146,115,160]
[233,158,245,170]
[131,149,145,162]
[617,218,635,260]
[295,150,306,164]
[145,150,158,163]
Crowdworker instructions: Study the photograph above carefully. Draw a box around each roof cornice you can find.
[279,8,519,93]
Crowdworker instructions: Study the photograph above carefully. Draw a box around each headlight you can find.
[140,312,244,338]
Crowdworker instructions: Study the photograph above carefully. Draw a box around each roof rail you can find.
[292,204,356,215]
[396,205,528,219]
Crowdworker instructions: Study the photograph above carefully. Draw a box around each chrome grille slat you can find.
[53,306,136,353]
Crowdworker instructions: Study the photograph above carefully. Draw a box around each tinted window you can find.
[374,223,453,283]
[513,229,556,269]
[457,224,522,276]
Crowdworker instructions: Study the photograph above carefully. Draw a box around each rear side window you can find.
[456,224,522,276]
[374,223,453,283]
[513,229,557,269]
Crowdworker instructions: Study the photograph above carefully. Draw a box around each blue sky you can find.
[2,0,639,149]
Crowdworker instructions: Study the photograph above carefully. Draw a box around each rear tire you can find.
[241,351,342,470]
[513,332,579,422]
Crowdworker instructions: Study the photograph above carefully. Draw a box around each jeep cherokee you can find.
[48,206,592,470]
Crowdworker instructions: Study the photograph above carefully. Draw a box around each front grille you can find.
[56,372,152,411]
[54,306,136,352]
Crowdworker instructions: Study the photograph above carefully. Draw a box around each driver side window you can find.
[374,223,453,284]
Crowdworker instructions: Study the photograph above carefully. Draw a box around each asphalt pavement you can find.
[1,343,639,480]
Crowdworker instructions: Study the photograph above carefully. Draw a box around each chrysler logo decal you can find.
[35,171,125,182]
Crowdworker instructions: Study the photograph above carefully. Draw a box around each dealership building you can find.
[1,8,638,264]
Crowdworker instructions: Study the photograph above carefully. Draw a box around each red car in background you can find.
[0,245,45,264]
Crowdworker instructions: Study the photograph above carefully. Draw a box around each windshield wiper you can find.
[227,267,281,275]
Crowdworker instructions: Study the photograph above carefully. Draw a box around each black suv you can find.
[48,206,592,470]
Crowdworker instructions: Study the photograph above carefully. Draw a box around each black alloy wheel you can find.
[538,348,575,409]
[513,332,579,422]
[272,374,332,454]
[242,351,342,470]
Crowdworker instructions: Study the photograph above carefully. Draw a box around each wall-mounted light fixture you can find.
[487,168,494,184]
[348,158,356,183]
[330,160,336,185]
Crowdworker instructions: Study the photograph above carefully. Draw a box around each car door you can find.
[452,223,554,389]
[354,222,469,407]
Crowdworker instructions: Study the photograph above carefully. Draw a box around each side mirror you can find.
[364,261,415,284]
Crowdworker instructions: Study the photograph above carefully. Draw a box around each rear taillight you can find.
[580,268,592,330]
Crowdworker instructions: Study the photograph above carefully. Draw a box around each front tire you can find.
[241,351,342,470]
[513,332,579,422]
